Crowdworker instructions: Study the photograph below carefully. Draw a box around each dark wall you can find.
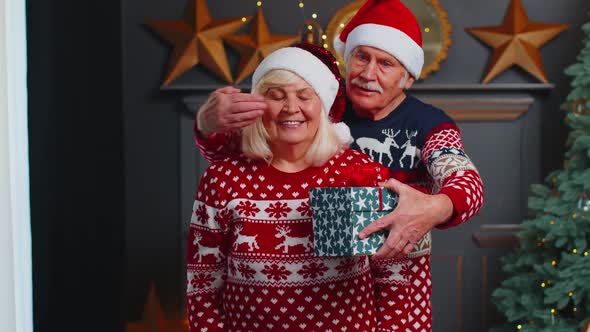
[27,0,125,331]
[437,0,590,176]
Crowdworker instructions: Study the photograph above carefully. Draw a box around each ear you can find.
[404,75,415,90]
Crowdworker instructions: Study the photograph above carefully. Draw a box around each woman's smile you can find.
[278,120,305,128]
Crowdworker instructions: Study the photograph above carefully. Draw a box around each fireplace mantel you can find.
[179,83,553,122]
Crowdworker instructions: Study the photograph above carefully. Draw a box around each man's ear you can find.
[404,75,415,90]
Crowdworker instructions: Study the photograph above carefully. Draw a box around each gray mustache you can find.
[351,77,383,94]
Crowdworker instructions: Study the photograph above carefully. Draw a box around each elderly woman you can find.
[186,44,407,332]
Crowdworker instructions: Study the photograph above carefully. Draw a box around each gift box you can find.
[309,186,398,256]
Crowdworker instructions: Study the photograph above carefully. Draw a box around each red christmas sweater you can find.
[187,149,418,332]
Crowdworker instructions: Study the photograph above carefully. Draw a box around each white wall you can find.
[0,0,33,331]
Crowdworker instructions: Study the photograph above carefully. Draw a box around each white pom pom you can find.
[333,122,353,146]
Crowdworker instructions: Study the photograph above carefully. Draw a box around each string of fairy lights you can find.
[514,177,590,330]
[296,0,331,49]
[251,0,331,49]
[242,0,435,69]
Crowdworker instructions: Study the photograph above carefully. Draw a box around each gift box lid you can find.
[309,187,398,212]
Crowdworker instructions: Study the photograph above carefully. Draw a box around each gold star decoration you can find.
[465,0,569,83]
[223,7,300,84]
[126,284,188,332]
[145,0,251,86]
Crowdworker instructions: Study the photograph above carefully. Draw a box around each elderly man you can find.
[193,0,483,330]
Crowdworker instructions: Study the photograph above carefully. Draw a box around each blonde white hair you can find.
[242,69,351,166]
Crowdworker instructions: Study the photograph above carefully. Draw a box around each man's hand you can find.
[359,178,454,259]
[196,86,268,137]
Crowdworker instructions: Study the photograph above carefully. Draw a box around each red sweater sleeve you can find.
[421,124,484,229]
[194,118,241,163]
[186,163,231,331]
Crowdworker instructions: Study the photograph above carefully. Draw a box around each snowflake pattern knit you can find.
[187,149,425,332]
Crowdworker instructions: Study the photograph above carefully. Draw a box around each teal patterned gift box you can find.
[309,187,398,256]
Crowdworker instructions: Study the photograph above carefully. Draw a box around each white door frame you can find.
[0,0,33,330]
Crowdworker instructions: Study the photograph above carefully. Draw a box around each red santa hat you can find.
[333,0,424,78]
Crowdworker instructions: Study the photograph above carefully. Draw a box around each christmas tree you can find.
[491,21,590,332]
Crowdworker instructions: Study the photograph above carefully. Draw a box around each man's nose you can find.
[359,60,377,80]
